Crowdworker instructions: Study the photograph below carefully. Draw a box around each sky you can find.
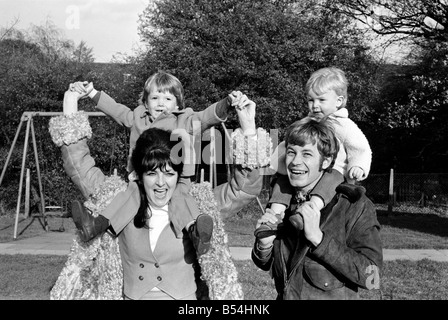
[0,0,149,62]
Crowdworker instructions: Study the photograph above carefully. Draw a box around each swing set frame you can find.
[0,111,105,239]
[1,112,265,240]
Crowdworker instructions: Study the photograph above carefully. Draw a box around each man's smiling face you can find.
[285,142,330,190]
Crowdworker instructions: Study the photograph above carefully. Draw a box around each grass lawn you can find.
[223,200,448,248]
[0,254,66,300]
[0,200,447,300]
[0,214,72,243]
[237,258,448,300]
[1,255,447,300]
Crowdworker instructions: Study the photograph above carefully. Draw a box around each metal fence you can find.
[258,172,448,209]
[361,172,448,208]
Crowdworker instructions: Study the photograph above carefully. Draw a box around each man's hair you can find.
[305,67,348,108]
[139,71,185,109]
[284,117,340,171]
[131,127,184,228]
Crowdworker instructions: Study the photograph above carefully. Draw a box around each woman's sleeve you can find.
[60,140,106,199]
[49,112,106,199]
[214,127,272,218]
[213,166,263,219]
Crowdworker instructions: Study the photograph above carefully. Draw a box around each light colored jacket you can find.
[95,91,230,173]
[329,108,372,180]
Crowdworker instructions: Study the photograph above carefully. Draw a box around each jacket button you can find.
[157,276,162,281]
[139,263,144,268]
[139,276,144,281]
[324,282,328,287]
[155,263,159,268]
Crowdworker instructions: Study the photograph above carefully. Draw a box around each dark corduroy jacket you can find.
[252,183,383,300]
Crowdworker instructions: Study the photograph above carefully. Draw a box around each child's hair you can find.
[132,127,184,228]
[284,117,339,171]
[305,67,348,108]
[139,71,185,109]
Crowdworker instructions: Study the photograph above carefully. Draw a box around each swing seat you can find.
[45,205,64,215]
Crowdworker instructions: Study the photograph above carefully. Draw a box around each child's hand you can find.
[228,91,243,108]
[256,208,283,229]
[66,84,84,100]
[70,81,94,99]
[348,166,364,181]
[84,82,94,95]
[255,208,281,245]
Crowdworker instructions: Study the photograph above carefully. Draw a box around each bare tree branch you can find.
[325,0,448,43]
[0,16,20,41]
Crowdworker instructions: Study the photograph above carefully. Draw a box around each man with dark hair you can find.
[252,117,382,300]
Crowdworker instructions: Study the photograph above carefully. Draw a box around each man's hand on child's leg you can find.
[289,197,323,231]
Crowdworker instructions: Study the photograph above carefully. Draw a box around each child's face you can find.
[146,88,179,119]
[307,89,343,118]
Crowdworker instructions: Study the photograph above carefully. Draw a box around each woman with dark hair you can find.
[48,87,271,300]
[130,127,185,228]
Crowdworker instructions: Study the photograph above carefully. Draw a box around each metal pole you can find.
[13,116,31,239]
[0,119,24,187]
[388,168,394,215]
[213,131,217,188]
[25,169,30,218]
[210,127,215,187]
[21,111,106,117]
[30,118,48,231]
[256,197,265,214]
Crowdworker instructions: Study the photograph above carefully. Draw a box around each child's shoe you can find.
[189,214,214,256]
[254,215,283,239]
[71,201,105,242]
[289,213,304,231]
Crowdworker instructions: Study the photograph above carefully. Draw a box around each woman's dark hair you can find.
[132,128,184,228]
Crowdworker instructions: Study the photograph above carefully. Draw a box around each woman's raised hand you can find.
[233,93,256,136]
[63,83,84,115]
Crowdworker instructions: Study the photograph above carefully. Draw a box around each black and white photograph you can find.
[0,0,447,308]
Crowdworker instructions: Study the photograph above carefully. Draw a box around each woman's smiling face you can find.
[143,165,178,209]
